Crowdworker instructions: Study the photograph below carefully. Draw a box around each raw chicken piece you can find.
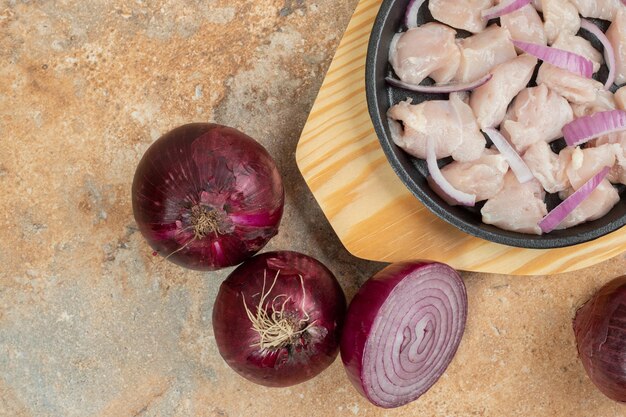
[616,86,626,110]
[552,34,603,74]
[571,90,616,118]
[481,172,547,235]
[569,0,623,21]
[428,0,494,34]
[533,0,542,11]
[556,180,620,229]
[455,25,517,83]
[536,63,604,104]
[522,141,570,193]
[387,97,485,161]
[439,148,509,202]
[591,131,626,185]
[542,0,581,44]
[501,84,573,152]
[389,23,461,85]
[607,9,626,86]
[470,54,537,129]
[449,93,486,162]
[565,145,620,189]
[501,5,546,46]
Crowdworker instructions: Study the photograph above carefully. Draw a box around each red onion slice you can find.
[385,73,492,94]
[512,40,594,78]
[563,110,626,146]
[580,19,616,89]
[483,128,534,183]
[404,0,426,29]
[340,262,467,409]
[426,138,476,207]
[481,0,532,20]
[538,167,610,233]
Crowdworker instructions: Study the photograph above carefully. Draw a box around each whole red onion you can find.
[212,251,346,387]
[574,276,626,402]
[132,123,284,270]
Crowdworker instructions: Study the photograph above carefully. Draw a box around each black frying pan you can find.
[365,0,626,249]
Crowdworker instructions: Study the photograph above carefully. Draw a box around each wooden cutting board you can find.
[295,0,626,275]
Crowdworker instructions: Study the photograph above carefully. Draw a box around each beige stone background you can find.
[1,0,626,416]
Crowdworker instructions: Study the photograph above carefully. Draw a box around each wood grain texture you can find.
[295,0,626,275]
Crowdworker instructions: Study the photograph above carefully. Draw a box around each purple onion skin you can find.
[132,123,284,271]
[212,251,346,387]
[574,276,626,403]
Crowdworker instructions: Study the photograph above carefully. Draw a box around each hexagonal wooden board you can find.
[295,0,626,275]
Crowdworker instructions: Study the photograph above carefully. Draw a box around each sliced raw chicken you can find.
[607,9,626,86]
[388,23,461,85]
[565,145,620,189]
[439,148,509,202]
[556,180,620,229]
[591,131,626,185]
[387,98,485,161]
[501,4,546,46]
[481,172,547,235]
[571,90,616,118]
[470,54,537,129]
[536,63,604,104]
[449,93,486,162]
[522,141,570,193]
[569,0,623,21]
[428,0,494,34]
[616,86,626,110]
[542,0,581,44]
[501,84,573,152]
[455,25,517,83]
[552,34,603,74]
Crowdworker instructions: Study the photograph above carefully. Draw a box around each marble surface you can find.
[1,1,626,416]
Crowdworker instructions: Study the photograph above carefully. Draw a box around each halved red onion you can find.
[481,0,532,20]
[385,73,492,94]
[426,138,476,207]
[538,167,610,233]
[404,0,426,29]
[512,40,593,78]
[340,262,467,409]
[580,19,616,89]
[483,127,534,183]
[563,110,626,146]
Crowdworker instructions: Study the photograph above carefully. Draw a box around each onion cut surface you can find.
[538,167,611,233]
[580,19,616,89]
[563,110,626,146]
[426,138,476,206]
[483,128,534,183]
[385,73,492,94]
[574,276,626,402]
[404,0,426,29]
[340,262,468,409]
[481,0,532,20]
[512,40,593,78]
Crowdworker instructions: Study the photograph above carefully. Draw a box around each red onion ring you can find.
[580,19,616,89]
[426,138,476,206]
[340,262,467,408]
[385,73,493,94]
[563,110,626,146]
[483,127,534,183]
[512,40,594,78]
[481,0,532,20]
[538,167,610,233]
[404,0,426,29]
